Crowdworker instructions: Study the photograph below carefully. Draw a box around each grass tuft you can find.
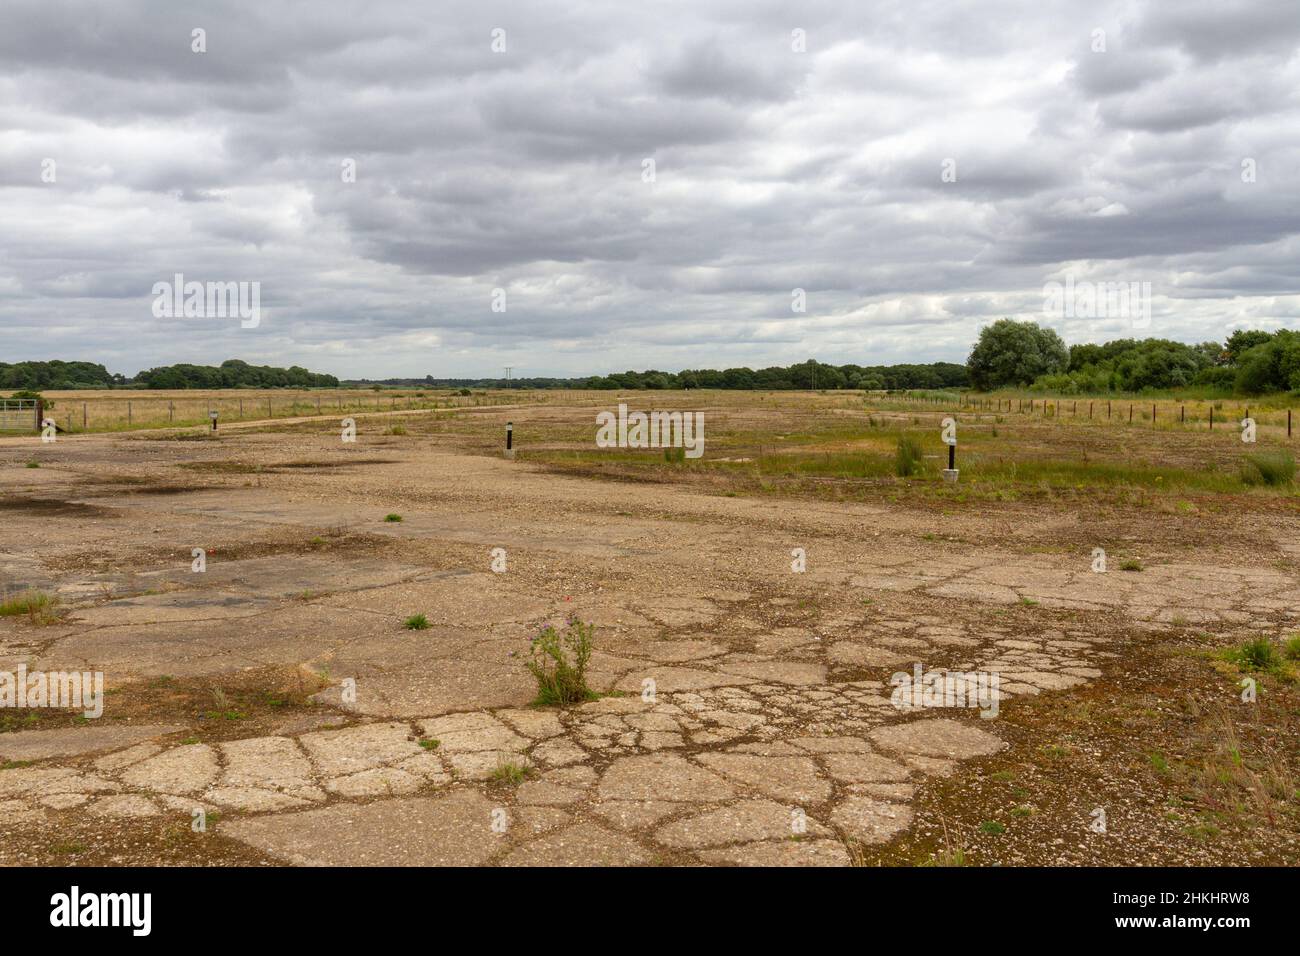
[488,760,529,785]
[0,590,61,624]
[1222,636,1294,680]
[403,613,430,630]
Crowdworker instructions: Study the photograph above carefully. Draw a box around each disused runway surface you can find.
[1,423,1296,866]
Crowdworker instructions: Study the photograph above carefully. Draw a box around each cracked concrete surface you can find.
[2,425,1296,866]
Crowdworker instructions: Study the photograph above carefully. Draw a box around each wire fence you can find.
[889,391,1294,438]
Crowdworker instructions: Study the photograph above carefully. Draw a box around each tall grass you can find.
[895,434,924,477]
[1241,450,1294,486]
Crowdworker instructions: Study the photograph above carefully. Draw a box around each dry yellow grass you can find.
[32,387,549,432]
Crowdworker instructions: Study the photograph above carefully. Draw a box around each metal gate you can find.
[0,399,39,432]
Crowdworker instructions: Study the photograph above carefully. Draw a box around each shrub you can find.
[895,434,924,477]
[526,617,596,706]
[10,390,51,408]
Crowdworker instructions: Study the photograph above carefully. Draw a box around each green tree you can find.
[1225,329,1274,363]
[966,319,1068,390]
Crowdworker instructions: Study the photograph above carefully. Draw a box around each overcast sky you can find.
[2,0,1298,379]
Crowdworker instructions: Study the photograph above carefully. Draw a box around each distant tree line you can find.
[354,360,972,391]
[968,320,1300,395]
[0,360,123,389]
[1,359,338,391]
[134,359,339,389]
[16,329,1296,398]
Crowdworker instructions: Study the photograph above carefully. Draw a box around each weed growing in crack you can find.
[489,760,529,785]
[527,616,596,706]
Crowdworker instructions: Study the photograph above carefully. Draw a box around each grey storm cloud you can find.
[1,0,1298,378]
